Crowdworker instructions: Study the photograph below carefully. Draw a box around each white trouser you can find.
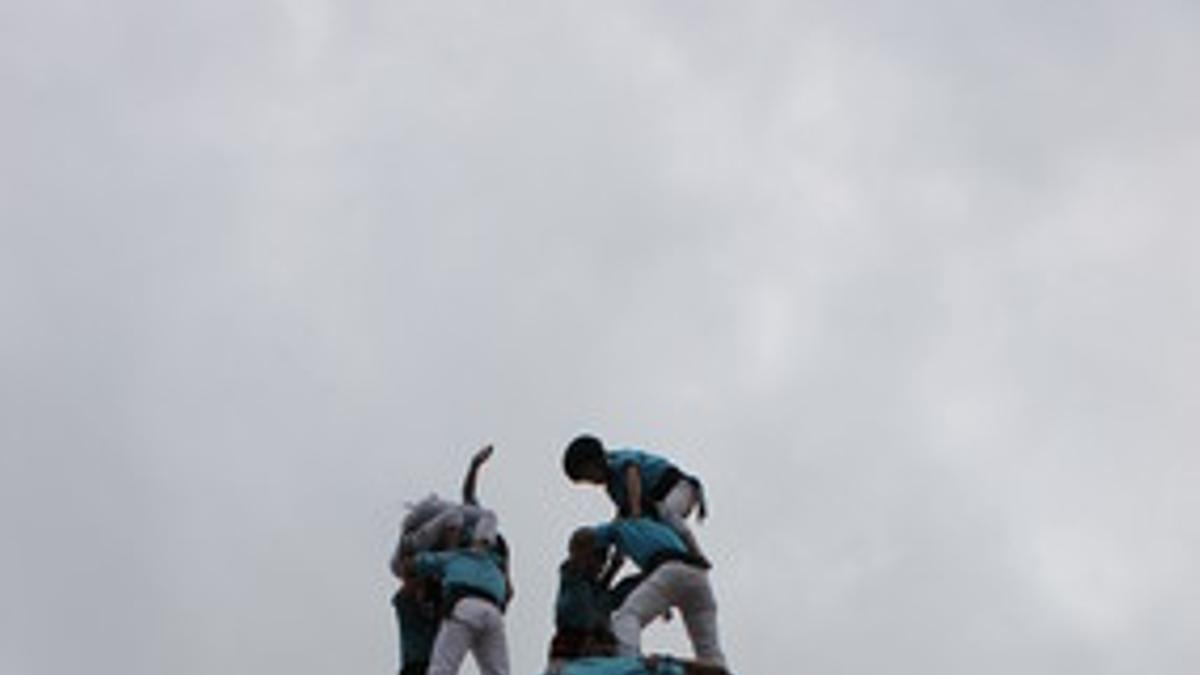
[612,561,725,667]
[428,597,509,675]
[655,481,704,559]
[406,504,499,551]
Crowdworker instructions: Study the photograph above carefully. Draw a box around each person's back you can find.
[591,518,699,572]
[602,450,675,515]
[410,547,511,675]
[556,562,613,634]
[416,549,508,611]
[581,520,726,668]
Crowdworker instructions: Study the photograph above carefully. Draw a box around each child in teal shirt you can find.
[406,545,511,675]
[581,519,726,669]
[563,435,708,561]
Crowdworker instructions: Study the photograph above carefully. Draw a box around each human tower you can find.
[389,435,732,675]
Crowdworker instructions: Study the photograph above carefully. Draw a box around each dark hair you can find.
[563,434,606,480]
[569,526,605,557]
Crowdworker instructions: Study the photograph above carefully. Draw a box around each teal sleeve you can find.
[414,552,445,579]
[609,451,638,476]
[592,523,616,548]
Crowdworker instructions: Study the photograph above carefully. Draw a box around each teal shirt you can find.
[555,562,613,633]
[415,550,507,607]
[591,518,688,570]
[605,450,674,513]
[555,656,685,675]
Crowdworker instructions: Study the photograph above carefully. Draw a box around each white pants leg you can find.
[674,567,725,667]
[427,598,509,675]
[470,599,509,675]
[612,562,725,667]
[656,482,705,559]
[427,605,472,675]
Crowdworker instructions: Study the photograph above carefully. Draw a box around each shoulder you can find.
[591,521,618,542]
[630,517,668,535]
[608,449,646,472]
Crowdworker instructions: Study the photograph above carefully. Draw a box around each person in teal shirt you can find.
[548,527,629,668]
[392,575,439,675]
[580,519,726,669]
[563,435,708,561]
[390,446,511,675]
[406,545,511,675]
[413,547,510,613]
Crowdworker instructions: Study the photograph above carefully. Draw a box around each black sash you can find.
[442,585,505,617]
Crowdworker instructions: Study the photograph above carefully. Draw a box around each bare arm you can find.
[625,463,642,518]
[461,444,494,505]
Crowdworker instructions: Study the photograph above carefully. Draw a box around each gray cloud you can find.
[2,2,1197,674]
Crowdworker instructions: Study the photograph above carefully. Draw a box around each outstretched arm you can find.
[461,444,494,505]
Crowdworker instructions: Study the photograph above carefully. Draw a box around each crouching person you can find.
[581,518,726,668]
[406,542,511,675]
[548,527,627,672]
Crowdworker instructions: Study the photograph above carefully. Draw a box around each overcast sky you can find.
[3,2,1198,674]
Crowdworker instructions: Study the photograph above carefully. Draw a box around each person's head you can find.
[563,434,608,483]
[567,527,606,577]
[438,521,464,551]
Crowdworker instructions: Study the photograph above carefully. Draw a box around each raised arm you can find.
[461,444,494,505]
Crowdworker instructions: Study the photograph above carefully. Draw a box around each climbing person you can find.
[562,435,709,562]
[577,518,725,668]
[404,539,512,675]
